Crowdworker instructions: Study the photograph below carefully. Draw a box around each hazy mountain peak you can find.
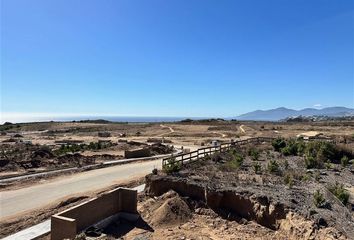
[236,106,354,121]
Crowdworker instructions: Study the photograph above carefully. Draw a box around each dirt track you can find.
[0,159,161,219]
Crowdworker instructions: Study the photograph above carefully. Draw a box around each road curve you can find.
[239,125,246,133]
[0,159,161,219]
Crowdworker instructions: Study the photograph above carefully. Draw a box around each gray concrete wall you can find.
[51,188,137,240]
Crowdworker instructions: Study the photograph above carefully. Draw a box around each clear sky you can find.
[1,0,354,120]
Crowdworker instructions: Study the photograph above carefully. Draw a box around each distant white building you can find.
[296,131,322,139]
[211,140,220,147]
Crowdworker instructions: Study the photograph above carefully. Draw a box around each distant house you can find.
[297,131,322,139]
[211,140,220,147]
[23,140,32,145]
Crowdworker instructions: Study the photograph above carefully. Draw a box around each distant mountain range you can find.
[235,107,354,121]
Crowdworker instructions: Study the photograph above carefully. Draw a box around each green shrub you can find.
[54,141,111,156]
[248,147,260,161]
[303,141,353,168]
[341,156,349,167]
[305,155,320,169]
[325,160,331,170]
[328,182,349,205]
[162,157,182,173]
[281,139,299,156]
[224,153,244,171]
[313,190,326,208]
[267,160,279,174]
[283,159,289,170]
[234,153,244,164]
[301,174,310,182]
[314,171,320,182]
[272,138,286,152]
[295,140,306,156]
[284,173,294,188]
[253,162,262,174]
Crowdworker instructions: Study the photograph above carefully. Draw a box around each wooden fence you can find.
[162,137,275,168]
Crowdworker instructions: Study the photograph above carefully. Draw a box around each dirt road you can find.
[239,125,246,133]
[158,124,175,136]
[0,159,161,219]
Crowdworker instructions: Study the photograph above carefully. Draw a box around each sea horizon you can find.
[0,115,211,124]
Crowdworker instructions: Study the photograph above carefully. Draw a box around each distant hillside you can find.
[236,107,354,121]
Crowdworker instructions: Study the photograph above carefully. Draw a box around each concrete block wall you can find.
[51,188,137,240]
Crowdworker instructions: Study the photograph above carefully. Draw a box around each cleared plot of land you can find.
[0,120,353,238]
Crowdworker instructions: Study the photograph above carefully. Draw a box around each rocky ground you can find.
[68,140,354,240]
[0,141,173,175]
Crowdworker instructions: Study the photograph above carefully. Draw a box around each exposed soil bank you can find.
[145,174,286,230]
[145,174,350,239]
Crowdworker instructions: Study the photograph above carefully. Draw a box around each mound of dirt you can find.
[31,148,54,159]
[149,143,174,155]
[151,192,192,227]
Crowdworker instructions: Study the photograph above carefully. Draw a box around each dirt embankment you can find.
[78,187,347,240]
[0,143,117,173]
[0,140,173,175]
[144,174,350,239]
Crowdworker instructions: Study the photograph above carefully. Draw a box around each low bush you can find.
[281,140,297,156]
[54,141,112,155]
[283,159,289,170]
[248,147,260,161]
[314,171,320,182]
[221,153,244,171]
[163,157,182,173]
[328,182,349,205]
[284,173,294,188]
[313,190,326,208]
[341,156,349,167]
[267,160,279,174]
[231,153,244,169]
[301,174,310,182]
[253,162,262,174]
[272,138,286,152]
[304,141,353,169]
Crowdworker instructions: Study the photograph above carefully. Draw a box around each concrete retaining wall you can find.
[124,148,150,158]
[51,187,137,240]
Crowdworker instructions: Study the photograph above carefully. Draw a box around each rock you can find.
[85,226,102,237]
[239,218,248,225]
[316,217,328,228]
[309,209,317,216]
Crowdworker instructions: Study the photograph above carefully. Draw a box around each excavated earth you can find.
[143,173,352,239]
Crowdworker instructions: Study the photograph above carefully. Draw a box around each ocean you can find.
[0,115,206,124]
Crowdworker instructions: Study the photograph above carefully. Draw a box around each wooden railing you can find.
[162,137,275,168]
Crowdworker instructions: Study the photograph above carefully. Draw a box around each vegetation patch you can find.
[328,182,349,205]
[163,157,182,174]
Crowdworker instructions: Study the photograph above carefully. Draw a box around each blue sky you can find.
[1,0,354,120]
